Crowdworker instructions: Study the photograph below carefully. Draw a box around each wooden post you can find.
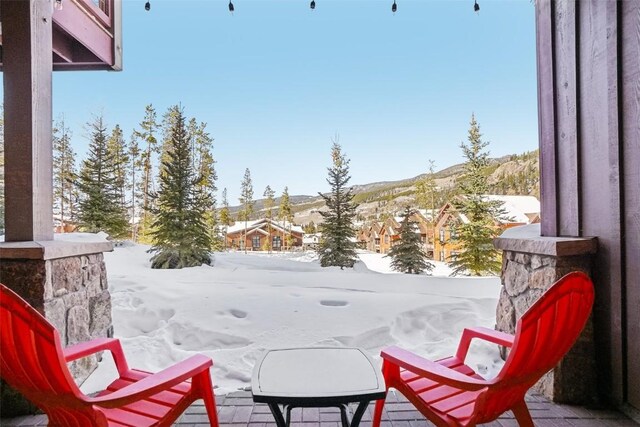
[1,0,54,242]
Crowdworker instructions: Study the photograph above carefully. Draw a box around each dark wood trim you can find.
[614,0,627,406]
[604,0,625,406]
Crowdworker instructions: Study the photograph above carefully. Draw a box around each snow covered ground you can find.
[81,244,505,395]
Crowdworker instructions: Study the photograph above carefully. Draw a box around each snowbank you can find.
[81,245,504,395]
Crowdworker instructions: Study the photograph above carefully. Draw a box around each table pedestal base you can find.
[267,400,370,427]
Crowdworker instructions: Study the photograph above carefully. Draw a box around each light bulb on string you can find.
[144,1,150,10]
[310,0,315,10]
[391,0,397,13]
[474,0,479,12]
[54,0,63,11]
[228,0,234,12]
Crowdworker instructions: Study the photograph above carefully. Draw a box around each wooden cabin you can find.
[226,218,303,251]
[434,195,540,262]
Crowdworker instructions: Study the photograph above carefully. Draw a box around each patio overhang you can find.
[0,0,122,71]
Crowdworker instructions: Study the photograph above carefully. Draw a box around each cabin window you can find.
[449,227,457,240]
[439,228,445,242]
[385,235,389,243]
[273,236,282,248]
[440,250,445,262]
[252,235,260,248]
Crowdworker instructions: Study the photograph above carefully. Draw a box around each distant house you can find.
[53,215,78,234]
[303,233,321,250]
[433,195,541,262]
[374,211,433,256]
[378,217,401,254]
[226,218,303,251]
[358,222,382,252]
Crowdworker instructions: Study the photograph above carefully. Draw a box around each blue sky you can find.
[49,0,536,202]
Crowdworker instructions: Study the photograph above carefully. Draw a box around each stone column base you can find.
[494,224,598,404]
[0,239,114,417]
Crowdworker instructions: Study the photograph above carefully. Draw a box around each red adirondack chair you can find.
[0,283,219,426]
[372,271,594,427]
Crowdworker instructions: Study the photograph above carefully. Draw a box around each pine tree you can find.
[192,121,221,250]
[448,114,506,276]
[263,185,276,252]
[238,168,254,253]
[133,104,159,242]
[150,105,211,269]
[107,124,129,213]
[219,188,231,249]
[77,114,129,237]
[414,159,438,251]
[278,186,293,250]
[127,132,143,241]
[303,221,317,234]
[317,140,358,268]
[386,207,434,274]
[53,116,78,230]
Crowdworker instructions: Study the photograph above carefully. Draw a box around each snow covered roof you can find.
[483,195,541,224]
[303,234,320,244]
[226,219,261,233]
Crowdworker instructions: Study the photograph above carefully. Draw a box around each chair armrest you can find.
[381,346,488,391]
[64,338,130,375]
[455,327,515,362]
[87,354,213,409]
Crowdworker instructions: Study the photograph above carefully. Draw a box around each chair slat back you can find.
[479,272,594,420]
[0,284,81,405]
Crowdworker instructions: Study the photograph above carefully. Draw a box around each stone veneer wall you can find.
[494,224,598,404]
[0,240,113,417]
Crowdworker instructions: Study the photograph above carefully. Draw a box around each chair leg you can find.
[197,371,219,427]
[512,400,534,427]
[372,397,385,427]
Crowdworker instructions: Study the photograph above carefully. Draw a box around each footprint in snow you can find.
[230,309,248,319]
[320,300,349,307]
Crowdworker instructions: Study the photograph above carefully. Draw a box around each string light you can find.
[310,0,315,10]
[391,0,397,13]
[474,0,479,12]
[54,0,63,11]
[228,0,234,12]
[144,1,150,10]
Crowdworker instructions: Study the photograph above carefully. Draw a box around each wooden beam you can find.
[577,0,624,405]
[554,0,580,236]
[52,0,113,66]
[621,0,640,412]
[536,0,559,237]
[1,0,54,242]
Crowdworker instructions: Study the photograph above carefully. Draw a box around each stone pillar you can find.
[494,224,598,404]
[0,240,113,417]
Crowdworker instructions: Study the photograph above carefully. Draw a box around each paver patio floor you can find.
[2,390,638,426]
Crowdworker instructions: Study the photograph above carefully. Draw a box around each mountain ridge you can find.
[228,151,539,224]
